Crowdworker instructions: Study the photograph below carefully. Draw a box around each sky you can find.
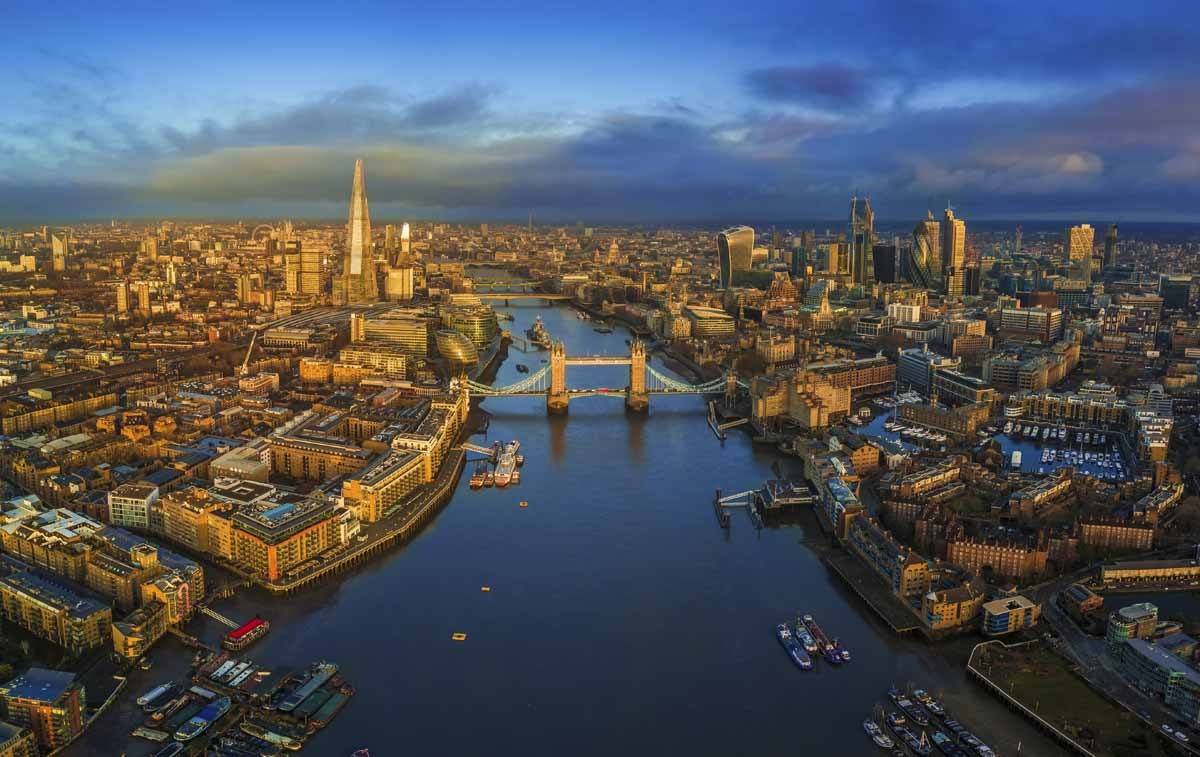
[3,0,1200,224]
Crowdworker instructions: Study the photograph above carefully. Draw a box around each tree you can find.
[734,350,768,377]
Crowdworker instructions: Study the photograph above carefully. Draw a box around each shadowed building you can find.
[849,196,874,284]
[717,226,754,289]
[1103,223,1119,270]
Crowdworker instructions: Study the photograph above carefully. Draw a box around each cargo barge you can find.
[278,662,339,713]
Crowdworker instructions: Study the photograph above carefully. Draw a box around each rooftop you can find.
[1125,638,1200,685]
[0,668,76,703]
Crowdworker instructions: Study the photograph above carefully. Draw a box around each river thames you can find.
[75,299,1066,756]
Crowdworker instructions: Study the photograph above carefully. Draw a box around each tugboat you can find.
[469,463,486,489]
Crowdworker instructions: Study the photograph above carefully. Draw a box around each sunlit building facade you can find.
[717,226,754,289]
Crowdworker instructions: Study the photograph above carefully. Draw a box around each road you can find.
[1041,587,1200,754]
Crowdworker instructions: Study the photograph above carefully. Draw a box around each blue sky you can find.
[3,0,1200,222]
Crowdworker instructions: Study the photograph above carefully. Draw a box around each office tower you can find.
[908,212,940,288]
[400,222,411,257]
[115,282,130,314]
[790,246,805,277]
[849,195,874,284]
[716,226,754,289]
[51,234,68,272]
[385,265,415,301]
[1064,223,1095,281]
[338,159,379,304]
[136,282,151,313]
[827,241,851,276]
[1159,275,1193,310]
[300,243,326,295]
[165,261,177,287]
[283,240,301,294]
[1014,225,1022,257]
[941,207,966,298]
[480,223,489,237]
[791,230,814,277]
[237,274,252,303]
[1104,223,1119,270]
[385,224,396,252]
[143,235,158,262]
[964,265,982,296]
[871,237,899,284]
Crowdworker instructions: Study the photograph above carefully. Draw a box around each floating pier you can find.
[712,488,763,529]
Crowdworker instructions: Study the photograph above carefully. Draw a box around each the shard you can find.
[340,159,379,304]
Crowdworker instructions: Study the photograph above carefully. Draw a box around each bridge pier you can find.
[625,390,648,412]
[547,392,569,414]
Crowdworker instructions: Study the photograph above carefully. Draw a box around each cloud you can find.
[5,3,1200,222]
[158,84,501,157]
[744,65,872,110]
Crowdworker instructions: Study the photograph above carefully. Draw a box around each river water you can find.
[76,296,1067,756]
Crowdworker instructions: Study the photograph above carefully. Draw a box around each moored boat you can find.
[469,463,486,489]
[174,696,231,741]
[138,682,175,708]
[494,440,519,487]
[895,696,930,727]
[792,619,819,654]
[864,718,895,750]
[775,623,812,670]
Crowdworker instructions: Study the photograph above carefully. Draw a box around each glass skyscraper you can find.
[717,226,754,289]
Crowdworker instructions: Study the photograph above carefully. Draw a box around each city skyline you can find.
[4,1,1200,223]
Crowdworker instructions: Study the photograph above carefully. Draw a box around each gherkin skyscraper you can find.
[340,159,379,304]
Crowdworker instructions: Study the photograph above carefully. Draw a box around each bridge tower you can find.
[725,371,739,408]
[626,339,649,412]
[547,341,569,414]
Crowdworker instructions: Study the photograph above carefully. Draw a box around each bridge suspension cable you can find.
[644,365,727,394]
[465,355,728,398]
[466,364,551,395]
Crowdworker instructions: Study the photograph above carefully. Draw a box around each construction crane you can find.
[239,330,258,378]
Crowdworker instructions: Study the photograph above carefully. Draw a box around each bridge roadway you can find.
[474,293,569,300]
[563,355,632,366]
[473,387,714,398]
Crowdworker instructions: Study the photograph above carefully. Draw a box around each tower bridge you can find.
[465,340,734,413]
